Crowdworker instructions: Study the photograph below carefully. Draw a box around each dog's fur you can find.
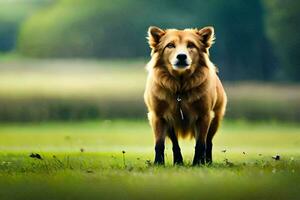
[144,26,227,165]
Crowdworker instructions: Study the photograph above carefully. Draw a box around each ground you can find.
[0,120,299,200]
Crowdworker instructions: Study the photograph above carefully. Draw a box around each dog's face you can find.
[147,26,215,74]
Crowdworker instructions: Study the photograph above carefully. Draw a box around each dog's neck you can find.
[150,65,211,104]
[153,65,209,94]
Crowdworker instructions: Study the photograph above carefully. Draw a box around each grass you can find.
[0,120,300,200]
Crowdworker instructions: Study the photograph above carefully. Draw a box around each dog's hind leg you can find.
[168,127,183,165]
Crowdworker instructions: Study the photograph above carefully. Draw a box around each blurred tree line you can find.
[1,0,300,81]
[0,0,52,52]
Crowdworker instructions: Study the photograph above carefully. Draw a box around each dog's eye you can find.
[187,42,196,49]
[166,43,175,49]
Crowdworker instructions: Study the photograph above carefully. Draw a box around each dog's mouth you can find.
[173,61,190,69]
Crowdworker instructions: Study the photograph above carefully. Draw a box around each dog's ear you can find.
[197,26,215,48]
[147,26,165,49]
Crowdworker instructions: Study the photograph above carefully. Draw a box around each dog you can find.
[144,26,227,165]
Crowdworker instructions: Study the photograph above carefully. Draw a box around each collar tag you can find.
[177,94,184,120]
[179,108,184,120]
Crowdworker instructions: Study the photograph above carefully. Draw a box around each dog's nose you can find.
[176,54,187,61]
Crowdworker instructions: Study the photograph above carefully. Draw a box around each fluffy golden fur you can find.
[144,26,227,165]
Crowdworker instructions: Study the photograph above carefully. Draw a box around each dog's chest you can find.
[163,95,197,126]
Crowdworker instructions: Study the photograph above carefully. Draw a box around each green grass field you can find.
[0,120,300,200]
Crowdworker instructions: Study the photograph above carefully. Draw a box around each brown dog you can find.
[144,26,227,165]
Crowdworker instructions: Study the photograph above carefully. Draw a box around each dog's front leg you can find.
[193,115,211,166]
[168,127,183,165]
[153,117,167,165]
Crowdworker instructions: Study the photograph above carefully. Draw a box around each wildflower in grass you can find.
[224,158,234,167]
[145,160,151,167]
[122,150,126,167]
[272,155,280,161]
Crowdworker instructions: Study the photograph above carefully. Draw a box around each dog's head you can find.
[147,26,215,75]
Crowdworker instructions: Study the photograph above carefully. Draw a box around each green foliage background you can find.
[263,0,300,81]
[0,0,50,52]
[1,0,299,81]
[17,0,275,81]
